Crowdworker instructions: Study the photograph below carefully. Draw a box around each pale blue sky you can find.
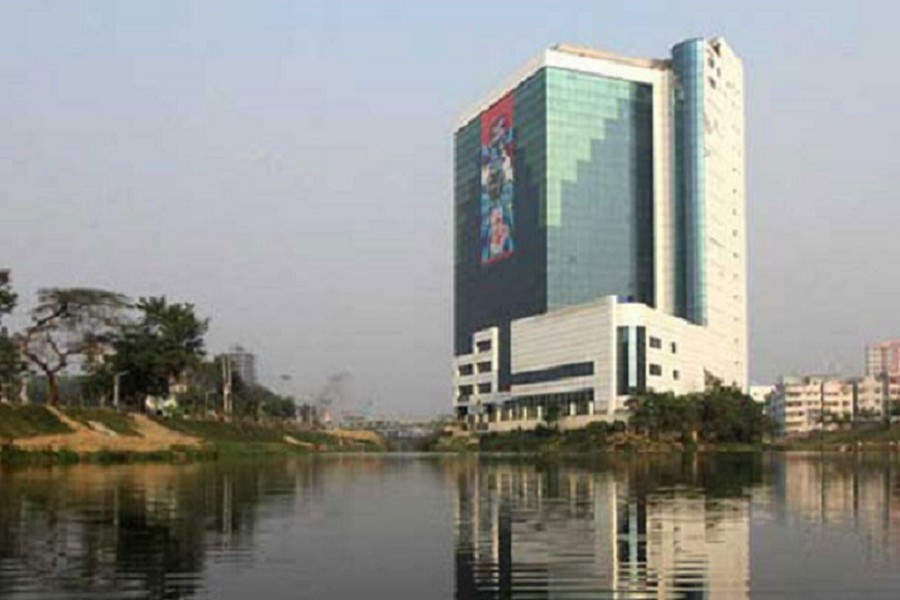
[2,1,897,416]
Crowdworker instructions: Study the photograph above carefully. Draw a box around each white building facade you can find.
[453,38,747,431]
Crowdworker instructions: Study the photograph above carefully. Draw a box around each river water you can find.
[2,453,900,598]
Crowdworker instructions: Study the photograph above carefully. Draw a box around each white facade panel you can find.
[511,296,616,415]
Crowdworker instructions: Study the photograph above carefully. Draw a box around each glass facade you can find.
[672,39,707,325]
[616,326,647,396]
[545,67,655,310]
[455,67,656,392]
[454,72,547,390]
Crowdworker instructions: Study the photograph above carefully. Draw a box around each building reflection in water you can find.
[453,454,900,599]
[767,454,900,565]
[453,457,753,599]
[2,455,900,598]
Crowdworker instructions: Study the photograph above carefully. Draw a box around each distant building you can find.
[226,345,257,386]
[866,339,900,377]
[297,403,321,427]
[771,375,899,437]
[453,37,748,431]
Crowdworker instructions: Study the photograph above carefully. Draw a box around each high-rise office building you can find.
[453,37,747,430]
[226,344,257,387]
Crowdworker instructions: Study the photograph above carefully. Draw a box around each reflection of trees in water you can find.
[453,456,760,600]
[0,459,324,598]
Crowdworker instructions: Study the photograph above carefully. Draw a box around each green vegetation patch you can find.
[63,408,141,437]
[476,423,634,454]
[779,424,900,451]
[0,405,72,440]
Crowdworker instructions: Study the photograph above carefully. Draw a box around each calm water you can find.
[2,454,900,599]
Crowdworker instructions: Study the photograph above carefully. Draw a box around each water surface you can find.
[2,453,900,598]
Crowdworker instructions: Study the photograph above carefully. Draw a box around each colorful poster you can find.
[480,93,515,265]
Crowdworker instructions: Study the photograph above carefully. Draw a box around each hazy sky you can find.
[3,1,898,416]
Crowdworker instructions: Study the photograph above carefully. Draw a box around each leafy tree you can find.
[627,392,698,441]
[544,399,563,427]
[889,400,900,418]
[0,270,16,324]
[233,383,296,421]
[0,272,24,402]
[628,387,770,444]
[0,331,25,403]
[173,357,296,421]
[175,358,223,416]
[19,288,128,406]
[111,296,208,408]
[80,363,114,407]
[696,386,770,443]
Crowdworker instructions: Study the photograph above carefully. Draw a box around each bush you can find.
[586,422,611,435]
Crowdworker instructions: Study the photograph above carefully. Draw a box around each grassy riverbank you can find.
[155,418,383,455]
[0,405,383,465]
[429,424,765,454]
[430,425,716,455]
[0,405,73,439]
[775,425,900,452]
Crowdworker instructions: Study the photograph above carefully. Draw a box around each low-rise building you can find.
[771,375,900,437]
[453,296,739,432]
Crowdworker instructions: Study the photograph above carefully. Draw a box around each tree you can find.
[19,288,129,406]
[628,387,771,445]
[0,332,25,403]
[233,382,296,421]
[111,296,208,408]
[0,271,24,402]
[697,386,770,443]
[627,392,698,441]
[544,399,562,427]
[889,400,900,419]
[0,269,16,322]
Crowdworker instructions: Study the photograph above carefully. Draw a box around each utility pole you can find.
[19,372,28,405]
[113,371,127,411]
[222,355,232,417]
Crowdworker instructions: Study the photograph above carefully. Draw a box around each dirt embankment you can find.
[12,408,200,454]
[332,429,385,448]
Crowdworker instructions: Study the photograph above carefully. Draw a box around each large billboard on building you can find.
[480,93,515,264]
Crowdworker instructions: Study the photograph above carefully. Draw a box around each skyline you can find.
[3,1,899,416]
